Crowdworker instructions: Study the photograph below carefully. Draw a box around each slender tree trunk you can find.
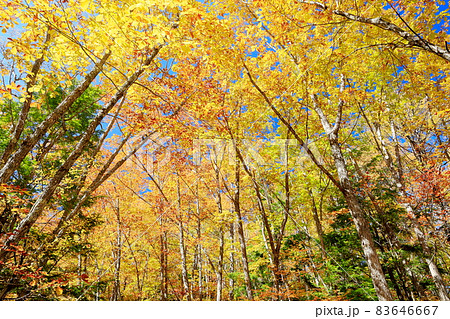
[407,265,428,300]
[212,164,225,301]
[350,150,407,293]
[374,120,449,301]
[177,177,191,300]
[123,231,142,298]
[244,66,392,300]
[309,189,326,258]
[236,140,282,297]
[0,47,162,260]
[163,231,169,300]
[221,121,254,301]
[311,92,393,301]
[77,253,82,286]
[196,189,203,301]
[111,199,122,301]
[0,51,111,183]
[344,185,393,300]
[178,219,190,300]
[415,226,449,301]
[197,228,203,301]
[1,30,51,166]
[159,213,168,301]
[252,180,280,295]
[216,226,225,301]
[34,130,136,262]
[205,270,210,300]
[228,223,236,300]
[303,225,327,291]
[392,123,449,301]
[234,161,253,300]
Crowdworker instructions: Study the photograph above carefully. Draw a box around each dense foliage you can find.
[0,0,449,300]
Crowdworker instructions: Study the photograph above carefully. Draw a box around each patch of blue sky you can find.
[395,64,405,75]
[269,60,282,71]
[0,23,24,46]
[247,50,259,58]
[159,58,178,76]
[280,168,296,175]
[430,70,446,82]
[139,187,153,196]
[269,115,280,133]
[264,36,277,52]
[386,135,406,144]
[217,13,230,20]
[433,1,450,32]
[408,54,418,63]
[104,121,125,141]
[383,1,449,34]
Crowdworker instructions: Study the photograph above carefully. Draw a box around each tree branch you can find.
[242,62,344,192]
[334,10,450,62]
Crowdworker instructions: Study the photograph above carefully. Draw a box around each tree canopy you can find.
[0,0,449,301]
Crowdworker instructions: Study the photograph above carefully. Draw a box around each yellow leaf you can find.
[79,0,90,10]
[55,286,63,296]
[129,3,144,12]
[181,45,191,54]
[30,102,40,109]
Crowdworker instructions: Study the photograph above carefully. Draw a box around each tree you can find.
[2,0,449,301]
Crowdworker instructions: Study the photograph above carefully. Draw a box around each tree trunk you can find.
[192,182,203,301]
[311,93,393,301]
[228,223,236,300]
[216,226,225,301]
[309,188,326,258]
[0,51,111,183]
[244,66,392,300]
[0,30,51,166]
[177,177,191,300]
[0,47,161,260]
[381,120,449,301]
[159,213,168,301]
[111,199,122,301]
[234,160,253,300]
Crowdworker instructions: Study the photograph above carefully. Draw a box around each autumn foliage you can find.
[0,0,450,300]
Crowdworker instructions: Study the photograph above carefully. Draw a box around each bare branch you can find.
[299,0,327,10]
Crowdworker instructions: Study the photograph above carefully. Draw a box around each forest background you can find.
[0,0,449,301]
